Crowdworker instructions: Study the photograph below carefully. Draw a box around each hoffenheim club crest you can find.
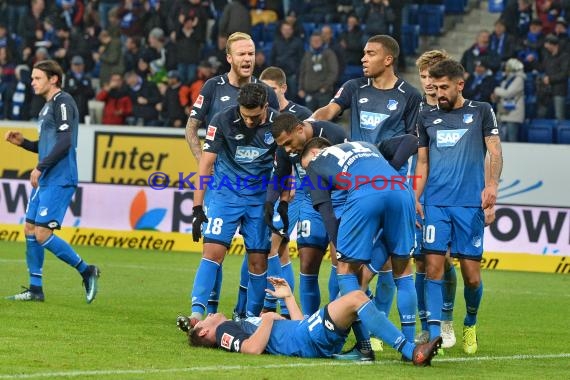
[387,99,398,111]
[264,131,274,144]
[463,114,474,124]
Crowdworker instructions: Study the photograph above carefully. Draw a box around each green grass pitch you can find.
[1,241,569,379]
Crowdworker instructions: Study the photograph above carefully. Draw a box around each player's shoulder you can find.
[53,90,75,104]
[284,101,312,118]
[343,77,369,90]
[464,99,493,112]
[204,73,230,88]
[395,79,422,98]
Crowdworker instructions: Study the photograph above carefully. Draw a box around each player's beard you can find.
[438,95,456,111]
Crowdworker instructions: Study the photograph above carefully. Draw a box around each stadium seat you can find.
[330,23,345,39]
[488,0,505,13]
[262,43,273,65]
[419,5,445,36]
[264,22,278,45]
[401,24,420,56]
[530,118,558,129]
[251,23,265,48]
[518,120,530,142]
[404,4,420,26]
[527,126,554,143]
[339,65,363,84]
[445,0,467,14]
[556,122,570,144]
[303,22,318,39]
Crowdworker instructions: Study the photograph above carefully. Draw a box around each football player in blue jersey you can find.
[179,277,441,366]
[188,83,278,324]
[299,138,441,362]
[184,32,279,318]
[414,59,502,355]
[413,50,459,348]
[258,67,312,317]
[265,113,348,318]
[311,34,421,359]
[4,60,100,303]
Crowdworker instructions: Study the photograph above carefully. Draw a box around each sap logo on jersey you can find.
[235,146,269,163]
[360,111,389,130]
[436,129,468,147]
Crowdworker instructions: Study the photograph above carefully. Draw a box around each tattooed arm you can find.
[185,117,203,161]
[482,135,503,209]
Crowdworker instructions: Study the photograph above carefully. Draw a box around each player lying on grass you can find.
[177,277,441,366]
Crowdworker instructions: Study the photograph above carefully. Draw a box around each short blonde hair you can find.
[226,32,253,55]
[415,50,451,72]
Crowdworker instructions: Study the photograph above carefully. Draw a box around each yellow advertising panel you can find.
[3,224,568,275]
[93,132,198,187]
[0,126,39,179]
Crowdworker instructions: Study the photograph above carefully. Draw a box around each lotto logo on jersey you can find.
[193,95,204,109]
[206,125,217,141]
[220,333,234,350]
[359,111,389,130]
[235,146,269,163]
[436,129,468,147]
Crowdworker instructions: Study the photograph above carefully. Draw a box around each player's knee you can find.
[34,227,53,245]
[463,277,481,289]
[24,223,35,236]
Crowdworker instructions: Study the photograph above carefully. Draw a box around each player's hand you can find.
[415,200,424,228]
[266,277,293,299]
[30,168,41,188]
[191,205,208,242]
[260,310,285,321]
[481,185,498,210]
[5,131,24,146]
[484,206,496,226]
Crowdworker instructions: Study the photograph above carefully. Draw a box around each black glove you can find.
[276,200,289,236]
[191,205,208,242]
[263,201,289,239]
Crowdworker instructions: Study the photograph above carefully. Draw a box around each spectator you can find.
[0,47,16,85]
[5,65,33,120]
[98,0,121,30]
[124,36,143,73]
[95,29,124,85]
[202,34,231,76]
[339,14,365,66]
[140,27,169,84]
[96,72,133,125]
[489,19,518,62]
[6,0,29,36]
[463,60,496,103]
[517,19,544,72]
[168,0,209,39]
[125,70,162,126]
[298,32,339,110]
[536,0,561,35]
[362,0,395,37]
[492,58,525,142]
[321,24,345,84]
[553,17,570,54]
[500,0,533,38]
[537,34,570,120]
[298,0,336,24]
[17,0,50,61]
[55,0,85,30]
[461,30,501,78]
[282,10,306,39]
[181,60,214,109]
[0,24,19,62]
[160,70,187,127]
[117,0,147,39]
[218,0,251,37]
[270,22,305,100]
[253,50,268,77]
[64,55,95,123]
[172,15,204,85]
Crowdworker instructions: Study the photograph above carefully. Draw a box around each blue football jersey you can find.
[281,101,312,120]
[37,91,78,186]
[203,105,278,201]
[306,141,403,209]
[273,120,348,198]
[331,77,422,143]
[190,73,280,125]
[418,100,499,207]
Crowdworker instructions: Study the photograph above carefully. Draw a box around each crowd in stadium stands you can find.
[0,1,568,140]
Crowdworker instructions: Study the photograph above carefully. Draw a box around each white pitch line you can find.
[0,353,568,379]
